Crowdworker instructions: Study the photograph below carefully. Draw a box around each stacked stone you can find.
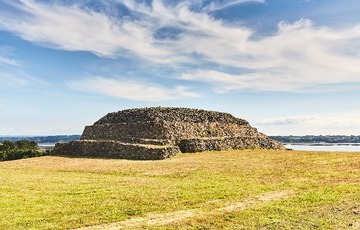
[53,140,179,160]
[52,107,285,160]
[179,136,285,153]
[93,107,249,125]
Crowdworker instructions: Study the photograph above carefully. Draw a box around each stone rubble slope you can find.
[53,107,284,160]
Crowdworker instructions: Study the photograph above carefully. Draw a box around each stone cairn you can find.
[52,107,284,160]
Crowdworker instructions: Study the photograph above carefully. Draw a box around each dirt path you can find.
[76,190,295,230]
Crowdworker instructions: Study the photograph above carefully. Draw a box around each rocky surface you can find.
[52,107,285,160]
[94,107,249,125]
[179,136,284,153]
[54,140,179,160]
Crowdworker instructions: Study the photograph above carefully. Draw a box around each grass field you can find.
[0,150,359,229]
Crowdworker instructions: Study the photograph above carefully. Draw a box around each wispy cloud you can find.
[201,0,265,12]
[255,115,319,126]
[0,70,47,89]
[0,55,20,67]
[0,0,176,62]
[0,53,45,88]
[180,18,360,92]
[316,117,360,131]
[0,0,262,63]
[0,53,29,87]
[0,72,27,87]
[1,1,360,94]
[67,76,200,101]
[255,114,360,135]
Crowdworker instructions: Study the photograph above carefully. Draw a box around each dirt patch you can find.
[75,190,294,229]
[219,190,294,212]
[349,222,360,229]
[352,206,360,215]
[76,210,197,230]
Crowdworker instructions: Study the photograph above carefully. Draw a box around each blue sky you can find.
[1,0,360,136]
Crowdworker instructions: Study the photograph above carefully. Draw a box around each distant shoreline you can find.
[0,135,81,144]
[270,135,360,144]
[2,135,360,144]
[285,142,360,146]
[2,135,360,152]
[285,143,360,152]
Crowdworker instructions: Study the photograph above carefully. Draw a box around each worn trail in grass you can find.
[77,190,295,229]
[0,150,359,229]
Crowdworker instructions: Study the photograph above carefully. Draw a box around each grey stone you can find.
[52,107,284,160]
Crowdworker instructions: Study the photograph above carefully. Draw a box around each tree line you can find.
[0,135,80,143]
[0,140,49,162]
[270,135,360,143]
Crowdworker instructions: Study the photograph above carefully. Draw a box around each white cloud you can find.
[255,114,360,135]
[0,52,45,88]
[202,0,265,12]
[0,0,176,62]
[1,1,360,93]
[182,70,290,93]
[0,70,47,89]
[0,55,20,67]
[255,115,320,126]
[0,54,33,87]
[0,0,256,63]
[67,76,200,101]
[181,18,360,92]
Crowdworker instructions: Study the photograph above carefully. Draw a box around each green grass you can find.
[0,150,359,229]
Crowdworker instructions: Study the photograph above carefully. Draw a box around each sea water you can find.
[285,144,360,152]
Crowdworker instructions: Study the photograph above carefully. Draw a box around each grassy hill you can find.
[0,150,359,229]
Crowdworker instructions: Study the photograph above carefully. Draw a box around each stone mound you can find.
[94,107,249,125]
[52,107,284,160]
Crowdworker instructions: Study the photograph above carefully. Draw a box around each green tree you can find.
[0,140,47,162]
[15,140,38,150]
[2,140,16,151]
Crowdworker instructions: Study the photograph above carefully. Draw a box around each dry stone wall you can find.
[52,107,285,160]
[81,121,261,145]
[179,137,285,153]
[162,122,263,144]
[53,140,180,160]
[81,122,167,141]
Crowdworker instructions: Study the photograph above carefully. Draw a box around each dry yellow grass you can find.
[0,150,359,229]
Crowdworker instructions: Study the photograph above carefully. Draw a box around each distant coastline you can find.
[270,135,360,144]
[1,135,359,145]
[2,135,360,152]
[0,135,81,144]
[285,143,360,152]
